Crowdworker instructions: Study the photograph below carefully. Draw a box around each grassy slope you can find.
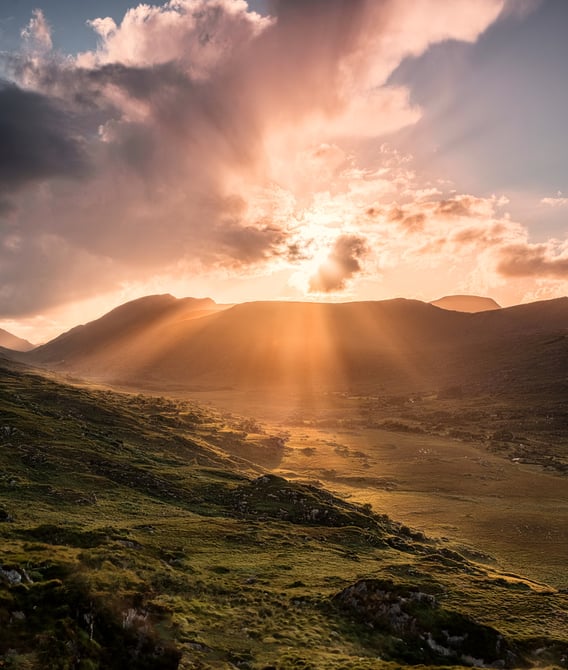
[1,359,567,669]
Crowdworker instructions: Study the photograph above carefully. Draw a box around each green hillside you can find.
[1,359,566,669]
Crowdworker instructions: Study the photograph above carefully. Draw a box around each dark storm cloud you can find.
[0,81,89,188]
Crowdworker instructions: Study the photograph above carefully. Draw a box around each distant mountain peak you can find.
[29,294,221,364]
[106,294,215,313]
[0,327,35,352]
[430,295,501,313]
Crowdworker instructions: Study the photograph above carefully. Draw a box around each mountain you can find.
[27,298,466,388]
[0,327,34,352]
[430,294,501,312]
[30,294,221,370]
[28,296,568,395]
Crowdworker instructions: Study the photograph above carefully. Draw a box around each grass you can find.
[1,359,567,668]
[183,386,567,589]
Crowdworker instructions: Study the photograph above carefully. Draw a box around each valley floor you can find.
[179,387,568,590]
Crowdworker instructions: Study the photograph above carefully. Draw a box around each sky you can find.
[1,0,567,343]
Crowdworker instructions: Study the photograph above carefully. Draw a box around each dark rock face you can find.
[333,579,522,667]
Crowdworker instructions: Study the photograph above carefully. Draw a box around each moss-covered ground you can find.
[1,360,566,669]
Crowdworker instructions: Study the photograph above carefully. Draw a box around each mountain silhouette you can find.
[430,294,501,313]
[0,327,34,352]
[28,295,568,395]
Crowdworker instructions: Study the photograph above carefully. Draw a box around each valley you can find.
[2,1,568,667]
[1,295,567,669]
[181,387,568,590]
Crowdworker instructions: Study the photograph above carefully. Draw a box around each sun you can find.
[286,206,342,297]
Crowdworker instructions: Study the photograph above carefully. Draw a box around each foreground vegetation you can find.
[1,359,567,669]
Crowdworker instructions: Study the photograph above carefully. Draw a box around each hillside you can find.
[1,358,566,668]
[0,327,34,352]
[31,294,221,364]
[430,295,501,313]
[28,296,568,396]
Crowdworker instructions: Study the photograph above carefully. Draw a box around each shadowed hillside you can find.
[27,296,568,396]
[29,294,225,380]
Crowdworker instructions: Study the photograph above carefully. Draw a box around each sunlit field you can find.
[184,387,568,590]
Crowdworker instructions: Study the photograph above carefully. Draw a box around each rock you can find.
[332,579,521,667]
[0,568,22,585]
[122,608,149,630]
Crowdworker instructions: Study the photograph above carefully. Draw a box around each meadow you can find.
[1,360,567,668]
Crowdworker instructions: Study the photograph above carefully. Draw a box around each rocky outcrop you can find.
[333,579,522,667]
[226,474,390,536]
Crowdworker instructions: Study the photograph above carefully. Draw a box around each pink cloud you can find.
[541,195,568,207]
[20,9,52,54]
[497,243,568,278]
[0,0,511,317]
[80,0,270,77]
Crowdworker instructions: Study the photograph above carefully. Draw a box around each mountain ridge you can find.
[31,294,220,364]
[430,294,501,313]
[25,294,568,395]
[0,327,35,352]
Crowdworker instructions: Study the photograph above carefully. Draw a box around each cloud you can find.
[80,0,270,73]
[435,197,481,217]
[541,195,568,207]
[351,186,568,305]
[0,233,121,317]
[20,9,52,54]
[309,234,368,293]
[0,0,509,318]
[497,243,568,278]
[218,223,286,264]
[500,0,543,20]
[0,81,89,205]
